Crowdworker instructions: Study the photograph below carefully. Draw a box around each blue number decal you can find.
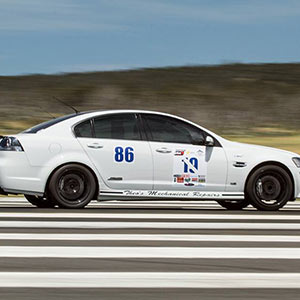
[189,157,198,173]
[183,161,188,173]
[115,147,124,162]
[125,147,134,162]
[114,147,134,163]
[183,157,198,173]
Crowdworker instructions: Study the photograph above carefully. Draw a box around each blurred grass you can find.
[226,133,300,154]
[1,63,300,152]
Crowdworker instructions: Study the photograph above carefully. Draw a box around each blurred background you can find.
[1,0,300,152]
[2,64,300,153]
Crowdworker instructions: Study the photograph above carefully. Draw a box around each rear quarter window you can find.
[74,120,93,138]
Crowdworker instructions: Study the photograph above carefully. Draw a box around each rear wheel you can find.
[24,194,56,208]
[48,164,96,209]
[246,165,293,211]
[217,199,250,210]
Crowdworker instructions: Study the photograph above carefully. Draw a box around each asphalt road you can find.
[1,197,300,299]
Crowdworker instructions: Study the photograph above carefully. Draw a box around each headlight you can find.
[0,137,24,152]
[292,157,300,168]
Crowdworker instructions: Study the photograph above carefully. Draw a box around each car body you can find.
[0,109,299,210]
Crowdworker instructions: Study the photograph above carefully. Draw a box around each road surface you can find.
[1,197,300,299]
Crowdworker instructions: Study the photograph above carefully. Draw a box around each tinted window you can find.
[143,114,204,144]
[94,114,141,140]
[74,119,93,138]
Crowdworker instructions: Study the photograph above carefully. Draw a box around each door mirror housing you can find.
[205,136,214,147]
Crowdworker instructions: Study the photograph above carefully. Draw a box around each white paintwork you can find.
[0,109,300,207]
[78,138,153,190]
[1,272,300,288]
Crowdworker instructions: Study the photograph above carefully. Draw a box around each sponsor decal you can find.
[175,149,185,156]
[177,177,184,183]
[196,149,205,156]
[172,148,207,187]
[122,190,224,198]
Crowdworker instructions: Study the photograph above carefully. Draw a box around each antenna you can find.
[37,105,56,119]
[53,96,79,114]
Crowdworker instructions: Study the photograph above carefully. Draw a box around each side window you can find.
[143,114,205,145]
[94,113,141,140]
[74,119,93,138]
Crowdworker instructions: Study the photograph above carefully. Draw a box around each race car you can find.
[0,109,299,211]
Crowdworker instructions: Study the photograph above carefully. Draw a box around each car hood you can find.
[223,140,299,158]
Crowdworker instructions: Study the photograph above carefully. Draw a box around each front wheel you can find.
[24,194,56,208]
[246,165,293,211]
[48,164,97,209]
[217,199,250,210]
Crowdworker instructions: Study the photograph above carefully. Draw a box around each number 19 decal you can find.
[183,157,198,173]
[114,147,134,163]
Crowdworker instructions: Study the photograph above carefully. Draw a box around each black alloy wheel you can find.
[48,164,96,209]
[245,165,293,211]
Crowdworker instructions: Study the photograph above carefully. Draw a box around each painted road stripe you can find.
[2,212,300,220]
[2,233,300,242]
[1,247,300,258]
[1,221,300,229]
[1,272,300,288]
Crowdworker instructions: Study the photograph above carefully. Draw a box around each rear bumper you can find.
[0,152,46,194]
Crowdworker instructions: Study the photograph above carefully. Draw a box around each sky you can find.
[0,0,300,75]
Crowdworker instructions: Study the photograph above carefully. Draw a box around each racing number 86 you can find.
[115,147,134,163]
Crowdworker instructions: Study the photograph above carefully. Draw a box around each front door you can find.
[141,113,227,191]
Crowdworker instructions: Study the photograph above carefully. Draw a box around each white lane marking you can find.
[2,247,300,258]
[1,221,300,229]
[2,212,300,220]
[2,272,300,288]
[2,233,300,242]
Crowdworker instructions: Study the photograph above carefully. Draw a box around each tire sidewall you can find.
[48,164,96,209]
[246,165,293,211]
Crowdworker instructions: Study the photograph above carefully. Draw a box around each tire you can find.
[245,164,293,211]
[217,199,250,210]
[48,164,96,209]
[24,194,56,208]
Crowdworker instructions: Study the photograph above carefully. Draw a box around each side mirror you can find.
[205,136,214,147]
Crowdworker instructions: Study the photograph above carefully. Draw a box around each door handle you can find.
[87,143,103,149]
[156,147,172,154]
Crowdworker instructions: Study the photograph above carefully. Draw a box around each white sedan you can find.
[0,110,299,211]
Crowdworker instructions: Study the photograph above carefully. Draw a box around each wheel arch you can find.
[244,161,295,201]
[44,162,100,200]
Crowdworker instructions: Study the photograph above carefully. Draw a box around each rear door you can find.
[141,113,228,192]
[75,113,153,190]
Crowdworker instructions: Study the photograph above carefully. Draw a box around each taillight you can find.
[0,137,24,152]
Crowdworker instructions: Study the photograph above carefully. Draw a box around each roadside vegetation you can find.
[1,63,300,152]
